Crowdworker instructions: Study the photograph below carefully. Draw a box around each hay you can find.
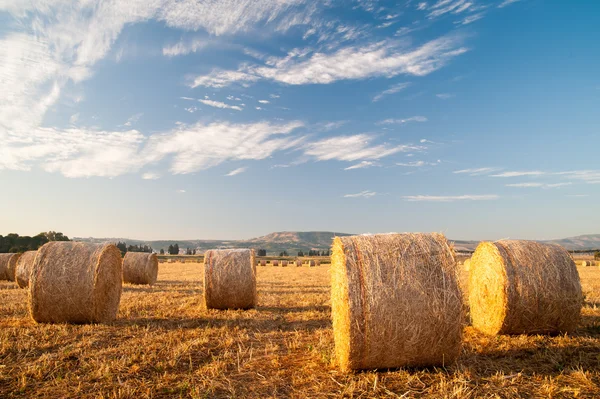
[469,240,582,335]
[582,260,594,267]
[29,242,123,324]
[463,258,471,271]
[296,260,302,267]
[272,260,279,266]
[307,260,316,267]
[331,233,462,371]
[122,252,158,285]
[260,260,267,266]
[204,249,256,310]
[15,251,37,288]
[281,260,288,267]
[0,253,21,281]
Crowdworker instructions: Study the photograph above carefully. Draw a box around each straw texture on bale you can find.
[15,251,37,288]
[122,252,158,285]
[463,258,471,271]
[204,249,256,310]
[29,242,123,324]
[331,233,462,371]
[0,253,22,281]
[469,240,582,336]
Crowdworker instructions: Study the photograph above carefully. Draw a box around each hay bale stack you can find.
[29,242,122,324]
[463,258,471,271]
[122,252,158,285]
[331,233,462,371]
[204,249,256,310]
[582,260,594,267]
[15,251,37,288]
[296,260,302,267]
[272,260,279,266]
[469,240,582,335]
[307,260,316,267]
[0,253,22,281]
[260,260,267,266]
[281,260,288,267]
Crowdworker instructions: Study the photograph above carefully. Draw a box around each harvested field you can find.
[1,263,600,397]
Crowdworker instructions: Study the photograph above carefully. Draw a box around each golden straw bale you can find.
[463,258,471,271]
[260,260,267,266]
[29,242,123,324]
[15,251,37,288]
[281,260,288,267]
[204,249,256,310]
[307,260,316,267]
[469,240,582,335]
[272,260,279,266]
[0,253,21,281]
[296,260,302,267]
[331,233,462,371]
[122,252,158,285]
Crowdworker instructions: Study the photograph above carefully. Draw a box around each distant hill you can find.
[74,232,600,255]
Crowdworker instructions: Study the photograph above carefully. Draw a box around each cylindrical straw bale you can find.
[331,233,462,371]
[0,253,21,281]
[272,260,279,266]
[260,260,267,266]
[29,242,123,324]
[463,258,471,271]
[281,260,288,267]
[296,260,302,267]
[204,249,256,310]
[122,252,158,285]
[469,240,582,335]
[582,260,593,267]
[15,251,37,288]
[308,260,316,267]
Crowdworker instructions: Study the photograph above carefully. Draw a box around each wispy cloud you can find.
[372,82,411,102]
[491,171,545,177]
[498,0,522,8]
[377,116,428,125]
[304,134,424,162]
[344,190,377,198]
[142,172,160,180]
[177,189,186,193]
[226,167,247,176]
[453,167,500,175]
[506,182,572,188]
[458,12,485,25]
[198,99,243,111]
[397,160,440,167]
[258,100,270,104]
[163,38,207,57]
[403,194,499,202]
[428,0,475,19]
[344,161,379,170]
[124,113,143,127]
[436,93,455,99]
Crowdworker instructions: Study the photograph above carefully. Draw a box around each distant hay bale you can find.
[296,260,302,267]
[29,242,122,324]
[463,258,471,271]
[315,260,321,266]
[581,260,594,267]
[307,260,316,267]
[272,260,279,266]
[260,260,267,266]
[15,251,37,288]
[281,260,288,267]
[469,240,582,335]
[204,249,256,310]
[122,252,158,285]
[331,233,462,371]
[0,253,21,281]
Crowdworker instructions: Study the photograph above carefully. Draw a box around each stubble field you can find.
[1,262,600,398]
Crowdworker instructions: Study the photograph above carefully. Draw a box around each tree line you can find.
[116,242,153,256]
[0,231,70,253]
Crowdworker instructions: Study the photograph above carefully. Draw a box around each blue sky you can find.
[1,0,598,241]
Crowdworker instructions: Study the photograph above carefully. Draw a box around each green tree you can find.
[160,248,165,255]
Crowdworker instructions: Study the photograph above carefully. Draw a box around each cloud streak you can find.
[403,194,499,202]
[344,190,377,198]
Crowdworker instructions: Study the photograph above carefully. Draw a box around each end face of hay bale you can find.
[122,252,159,285]
[463,258,471,271]
[469,240,582,335]
[260,260,267,266]
[281,260,288,267]
[296,260,302,267]
[0,253,22,281]
[272,260,279,266]
[331,233,462,371]
[29,242,123,324]
[15,251,37,288]
[204,249,256,310]
[308,260,316,267]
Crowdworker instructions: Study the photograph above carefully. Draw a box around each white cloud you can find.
[191,35,468,87]
[491,171,545,177]
[258,100,270,104]
[397,160,439,167]
[184,106,198,113]
[142,172,160,180]
[377,116,428,125]
[498,0,521,8]
[373,82,411,102]
[556,170,600,184]
[403,194,499,202]
[163,38,207,57]
[256,106,263,110]
[506,182,572,188]
[198,99,243,111]
[428,0,474,19]
[458,12,485,25]
[453,167,499,175]
[436,93,455,99]
[180,96,196,101]
[270,94,280,98]
[177,189,186,193]
[226,167,247,176]
[304,134,424,162]
[344,161,378,170]
[344,190,377,198]
[417,2,428,10]
[124,113,143,126]
[69,113,80,125]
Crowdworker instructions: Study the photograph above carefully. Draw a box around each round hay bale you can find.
[307,260,316,267]
[204,249,256,310]
[272,260,279,267]
[315,260,321,266]
[260,260,267,266]
[469,240,582,335]
[331,233,462,371]
[15,251,37,288]
[0,253,21,281]
[122,252,158,285]
[296,260,302,267]
[29,242,123,324]
[582,260,593,267]
[281,260,288,267]
[463,258,471,271]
